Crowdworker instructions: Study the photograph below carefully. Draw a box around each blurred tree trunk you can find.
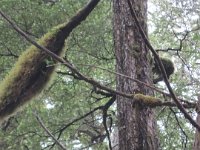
[193,95,200,150]
[113,0,159,149]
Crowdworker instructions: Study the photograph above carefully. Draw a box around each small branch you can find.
[156,48,181,52]
[102,96,116,150]
[33,112,67,150]
[55,105,103,142]
[170,108,188,149]
[0,52,18,58]
[0,42,18,58]
[54,97,116,148]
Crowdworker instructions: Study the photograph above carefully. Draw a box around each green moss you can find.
[134,93,160,105]
[0,23,67,122]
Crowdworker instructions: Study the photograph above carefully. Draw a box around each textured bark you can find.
[193,95,200,150]
[113,0,159,149]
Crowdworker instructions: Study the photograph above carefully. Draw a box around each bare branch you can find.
[102,96,116,150]
[55,105,103,140]
[33,111,67,150]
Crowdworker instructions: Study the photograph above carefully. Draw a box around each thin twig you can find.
[33,111,67,150]
[170,108,188,149]
[102,96,116,150]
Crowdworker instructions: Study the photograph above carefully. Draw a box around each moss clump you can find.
[134,93,161,107]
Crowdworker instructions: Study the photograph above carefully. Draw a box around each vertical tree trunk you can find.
[113,0,159,149]
[193,95,200,150]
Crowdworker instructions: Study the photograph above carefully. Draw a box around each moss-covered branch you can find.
[0,0,100,123]
[133,94,195,108]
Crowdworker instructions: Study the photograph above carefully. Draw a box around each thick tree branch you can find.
[134,94,195,108]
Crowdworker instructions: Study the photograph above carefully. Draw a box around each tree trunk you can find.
[113,0,159,149]
[193,95,200,150]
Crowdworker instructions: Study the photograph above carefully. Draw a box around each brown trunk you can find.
[193,95,200,150]
[113,0,159,149]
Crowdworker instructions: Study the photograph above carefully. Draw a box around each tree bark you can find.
[113,0,159,149]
